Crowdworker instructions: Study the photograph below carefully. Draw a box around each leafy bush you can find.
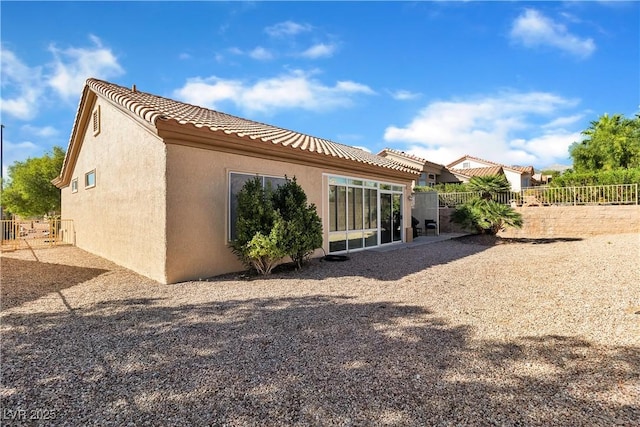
[272,177,323,269]
[551,168,640,187]
[231,176,323,275]
[244,217,288,275]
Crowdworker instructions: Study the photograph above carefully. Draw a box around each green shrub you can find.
[230,177,284,274]
[272,177,323,269]
[551,168,640,187]
[452,198,523,235]
[231,176,323,274]
[450,176,522,235]
[244,217,288,275]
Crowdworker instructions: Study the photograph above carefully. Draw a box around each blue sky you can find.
[1,1,638,177]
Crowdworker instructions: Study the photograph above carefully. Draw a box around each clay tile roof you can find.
[449,166,504,178]
[86,78,418,175]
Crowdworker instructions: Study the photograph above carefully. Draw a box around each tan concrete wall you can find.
[61,99,168,283]
[165,144,413,283]
[498,205,640,238]
[439,206,640,237]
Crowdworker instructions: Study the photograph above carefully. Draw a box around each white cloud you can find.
[510,9,595,58]
[249,46,274,61]
[390,90,421,101]
[47,34,124,99]
[383,91,581,167]
[21,125,58,138]
[0,47,44,120]
[301,43,336,59]
[173,70,375,114]
[265,21,313,37]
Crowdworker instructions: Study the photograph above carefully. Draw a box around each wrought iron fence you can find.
[1,219,75,251]
[438,184,639,207]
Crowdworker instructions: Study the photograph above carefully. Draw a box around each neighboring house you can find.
[446,155,534,192]
[377,149,460,187]
[53,78,419,284]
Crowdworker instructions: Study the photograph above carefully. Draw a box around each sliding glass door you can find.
[380,191,402,244]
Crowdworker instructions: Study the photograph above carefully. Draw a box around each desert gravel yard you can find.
[1,233,639,426]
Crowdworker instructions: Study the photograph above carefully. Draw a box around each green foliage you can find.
[244,217,289,275]
[550,168,640,187]
[569,113,640,172]
[272,177,323,269]
[230,177,280,272]
[452,198,523,235]
[1,146,65,217]
[231,176,323,275]
[467,175,511,199]
[430,182,470,193]
[450,175,522,235]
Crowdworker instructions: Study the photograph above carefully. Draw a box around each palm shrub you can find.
[451,175,523,235]
[272,177,323,269]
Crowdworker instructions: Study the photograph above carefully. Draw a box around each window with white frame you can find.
[85,170,96,189]
[71,178,78,193]
[228,172,287,241]
[462,162,470,169]
[328,176,404,253]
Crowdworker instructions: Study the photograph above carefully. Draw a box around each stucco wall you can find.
[497,205,640,238]
[439,206,640,237]
[61,99,168,283]
[164,144,414,283]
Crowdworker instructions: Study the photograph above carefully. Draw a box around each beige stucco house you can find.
[53,78,419,284]
[447,155,534,192]
[377,149,460,187]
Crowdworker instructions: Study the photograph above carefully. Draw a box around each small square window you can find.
[85,170,96,189]
[462,162,470,169]
[71,178,78,193]
[92,105,101,136]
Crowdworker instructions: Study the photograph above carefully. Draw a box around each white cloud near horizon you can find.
[47,34,124,99]
[174,70,375,114]
[510,9,596,58]
[383,91,583,167]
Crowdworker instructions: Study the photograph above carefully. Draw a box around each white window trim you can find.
[71,178,78,193]
[85,170,96,189]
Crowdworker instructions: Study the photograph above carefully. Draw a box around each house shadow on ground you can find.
[1,295,637,425]
[0,257,108,310]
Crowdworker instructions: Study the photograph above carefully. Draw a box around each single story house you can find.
[377,149,460,187]
[53,78,419,284]
[446,155,534,192]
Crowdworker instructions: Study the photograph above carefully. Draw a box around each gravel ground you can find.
[1,233,639,426]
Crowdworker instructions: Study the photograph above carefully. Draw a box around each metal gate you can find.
[0,219,75,252]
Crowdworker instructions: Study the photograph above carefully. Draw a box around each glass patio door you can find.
[380,192,402,244]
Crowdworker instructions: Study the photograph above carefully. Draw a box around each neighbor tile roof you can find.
[446,154,533,175]
[86,78,418,175]
[449,166,504,178]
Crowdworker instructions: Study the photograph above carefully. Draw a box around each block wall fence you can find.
[438,206,640,238]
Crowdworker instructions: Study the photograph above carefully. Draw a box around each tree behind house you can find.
[1,146,65,218]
